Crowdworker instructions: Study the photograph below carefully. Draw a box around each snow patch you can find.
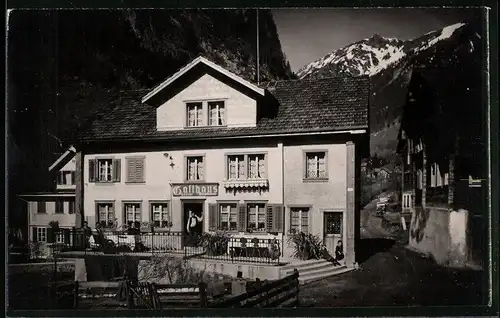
[416,23,466,52]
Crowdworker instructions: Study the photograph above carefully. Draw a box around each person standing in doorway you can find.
[186,210,203,245]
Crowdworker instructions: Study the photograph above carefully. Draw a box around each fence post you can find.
[199,282,208,308]
[73,281,79,309]
[294,269,300,307]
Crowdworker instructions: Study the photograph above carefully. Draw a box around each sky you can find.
[272,8,481,72]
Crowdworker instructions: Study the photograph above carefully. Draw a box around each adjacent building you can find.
[397,68,486,268]
[19,147,77,257]
[72,56,370,265]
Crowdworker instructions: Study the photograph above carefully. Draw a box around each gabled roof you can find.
[141,56,265,103]
[48,146,76,172]
[75,76,370,143]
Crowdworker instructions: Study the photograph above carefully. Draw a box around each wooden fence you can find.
[210,269,300,308]
[68,269,299,309]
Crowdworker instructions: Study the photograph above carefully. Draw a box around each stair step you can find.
[281,261,334,276]
[299,266,353,285]
[280,259,328,271]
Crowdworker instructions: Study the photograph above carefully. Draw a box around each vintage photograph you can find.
[6,6,492,312]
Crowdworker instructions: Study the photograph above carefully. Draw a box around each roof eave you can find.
[141,56,265,104]
[80,126,369,144]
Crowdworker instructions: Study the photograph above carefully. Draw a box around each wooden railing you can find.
[209,269,300,308]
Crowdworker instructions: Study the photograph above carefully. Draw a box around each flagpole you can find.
[256,9,260,85]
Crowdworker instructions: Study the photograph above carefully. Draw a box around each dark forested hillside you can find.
[7,9,293,229]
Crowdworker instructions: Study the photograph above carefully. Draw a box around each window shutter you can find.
[47,228,54,243]
[237,204,247,232]
[208,203,218,231]
[266,204,274,233]
[113,159,121,182]
[38,201,46,214]
[274,205,284,233]
[68,201,75,214]
[32,227,37,242]
[63,229,71,244]
[136,158,144,183]
[71,171,76,185]
[89,159,96,182]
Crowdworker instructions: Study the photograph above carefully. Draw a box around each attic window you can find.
[186,102,203,127]
[208,101,226,126]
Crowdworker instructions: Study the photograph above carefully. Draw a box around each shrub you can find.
[199,231,231,256]
[287,231,324,260]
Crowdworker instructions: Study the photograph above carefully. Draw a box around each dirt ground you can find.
[299,203,486,307]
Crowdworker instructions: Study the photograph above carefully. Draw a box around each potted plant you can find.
[287,230,323,260]
[199,232,231,256]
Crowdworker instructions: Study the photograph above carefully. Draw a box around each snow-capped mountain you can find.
[297,22,467,79]
[296,20,483,160]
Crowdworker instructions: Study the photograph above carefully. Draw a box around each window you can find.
[37,202,46,214]
[98,159,113,182]
[208,101,226,126]
[56,232,64,244]
[55,201,64,214]
[57,171,75,185]
[36,227,47,242]
[126,157,145,183]
[429,162,449,188]
[89,159,121,183]
[305,151,328,179]
[151,202,170,228]
[186,156,204,181]
[403,193,412,209]
[227,154,267,180]
[97,202,115,228]
[290,207,309,234]
[186,102,203,127]
[219,203,238,231]
[247,203,266,232]
[124,203,142,224]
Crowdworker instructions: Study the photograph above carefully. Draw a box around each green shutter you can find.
[63,229,71,244]
[136,158,145,183]
[208,203,218,231]
[89,159,96,182]
[237,204,247,232]
[32,227,38,242]
[113,159,121,182]
[68,201,75,214]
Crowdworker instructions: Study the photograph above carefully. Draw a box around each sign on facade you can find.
[172,183,219,196]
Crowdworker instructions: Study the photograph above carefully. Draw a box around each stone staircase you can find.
[280,259,353,285]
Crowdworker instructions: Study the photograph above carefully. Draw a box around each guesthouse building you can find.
[72,56,370,267]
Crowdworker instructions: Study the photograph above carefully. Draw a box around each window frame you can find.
[288,205,311,234]
[225,152,268,180]
[123,201,142,225]
[97,158,114,183]
[207,100,227,127]
[95,201,116,229]
[55,200,64,214]
[36,227,47,242]
[149,201,171,230]
[37,201,47,214]
[245,201,267,233]
[303,150,329,181]
[186,101,204,127]
[217,201,239,231]
[184,155,206,182]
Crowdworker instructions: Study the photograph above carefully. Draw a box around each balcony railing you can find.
[201,237,281,265]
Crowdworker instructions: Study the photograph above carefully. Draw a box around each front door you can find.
[183,201,204,247]
[324,212,343,256]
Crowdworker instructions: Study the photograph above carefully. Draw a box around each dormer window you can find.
[186,102,203,127]
[208,101,226,126]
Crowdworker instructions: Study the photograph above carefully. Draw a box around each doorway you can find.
[182,201,204,247]
[324,211,343,256]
